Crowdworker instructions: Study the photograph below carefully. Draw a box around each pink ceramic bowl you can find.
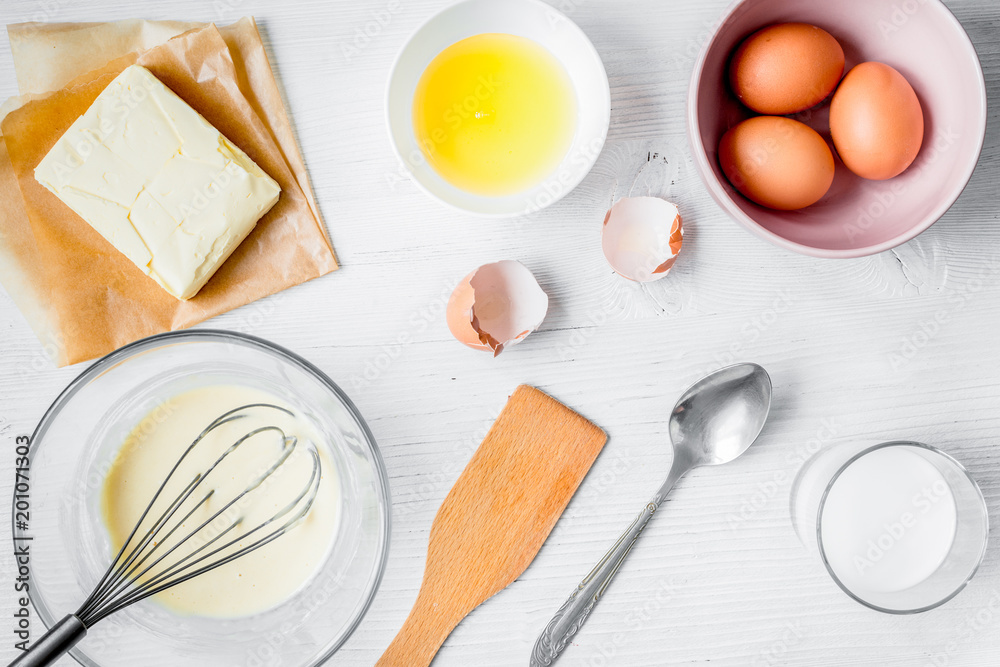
[687,0,987,258]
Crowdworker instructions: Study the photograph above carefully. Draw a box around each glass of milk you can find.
[790,441,988,613]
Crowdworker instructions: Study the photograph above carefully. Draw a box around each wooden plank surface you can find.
[0,0,999,665]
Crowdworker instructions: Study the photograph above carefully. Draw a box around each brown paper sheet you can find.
[8,19,203,95]
[8,18,328,237]
[0,21,336,365]
[0,98,61,354]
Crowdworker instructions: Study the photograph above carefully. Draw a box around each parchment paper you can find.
[8,18,328,236]
[0,96,60,355]
[0,20,336,365]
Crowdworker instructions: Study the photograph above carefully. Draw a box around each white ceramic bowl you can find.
[385,0,611,218]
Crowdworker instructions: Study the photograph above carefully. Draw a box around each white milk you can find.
[820,446,957,595]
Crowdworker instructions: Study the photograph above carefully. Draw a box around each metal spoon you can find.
[529,363,772,666]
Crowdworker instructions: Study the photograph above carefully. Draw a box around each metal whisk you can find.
[11,403,322,667]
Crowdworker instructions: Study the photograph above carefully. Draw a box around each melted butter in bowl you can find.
[100,385,342,618]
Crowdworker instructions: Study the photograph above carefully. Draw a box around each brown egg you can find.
[730,23,845,115]
[719,116,835,211]
[830,62,924,180]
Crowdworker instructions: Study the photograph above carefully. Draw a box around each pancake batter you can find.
[101,385,341,617]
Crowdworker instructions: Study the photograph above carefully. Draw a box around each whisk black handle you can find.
[8,615,86,667]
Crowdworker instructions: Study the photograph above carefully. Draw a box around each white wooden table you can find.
[1,0,998,665]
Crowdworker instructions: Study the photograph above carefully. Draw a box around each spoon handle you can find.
[529,501,657,667]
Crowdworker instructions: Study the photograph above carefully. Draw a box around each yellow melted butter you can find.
[412,33,577,197]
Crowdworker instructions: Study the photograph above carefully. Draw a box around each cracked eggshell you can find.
[446,260,549,357]
[602,196,683,282]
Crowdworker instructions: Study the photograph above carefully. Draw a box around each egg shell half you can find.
[601,197,683,282]
[830,62,924,181]
[445,260,549,357]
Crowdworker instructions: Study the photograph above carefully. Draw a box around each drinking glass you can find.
[790,441,988,613]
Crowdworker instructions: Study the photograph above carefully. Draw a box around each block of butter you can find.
[34,65,281,300]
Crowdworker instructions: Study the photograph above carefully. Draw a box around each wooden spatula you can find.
[376,385,607,667]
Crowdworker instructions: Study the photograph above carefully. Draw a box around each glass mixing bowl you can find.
[12,330,391,666]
